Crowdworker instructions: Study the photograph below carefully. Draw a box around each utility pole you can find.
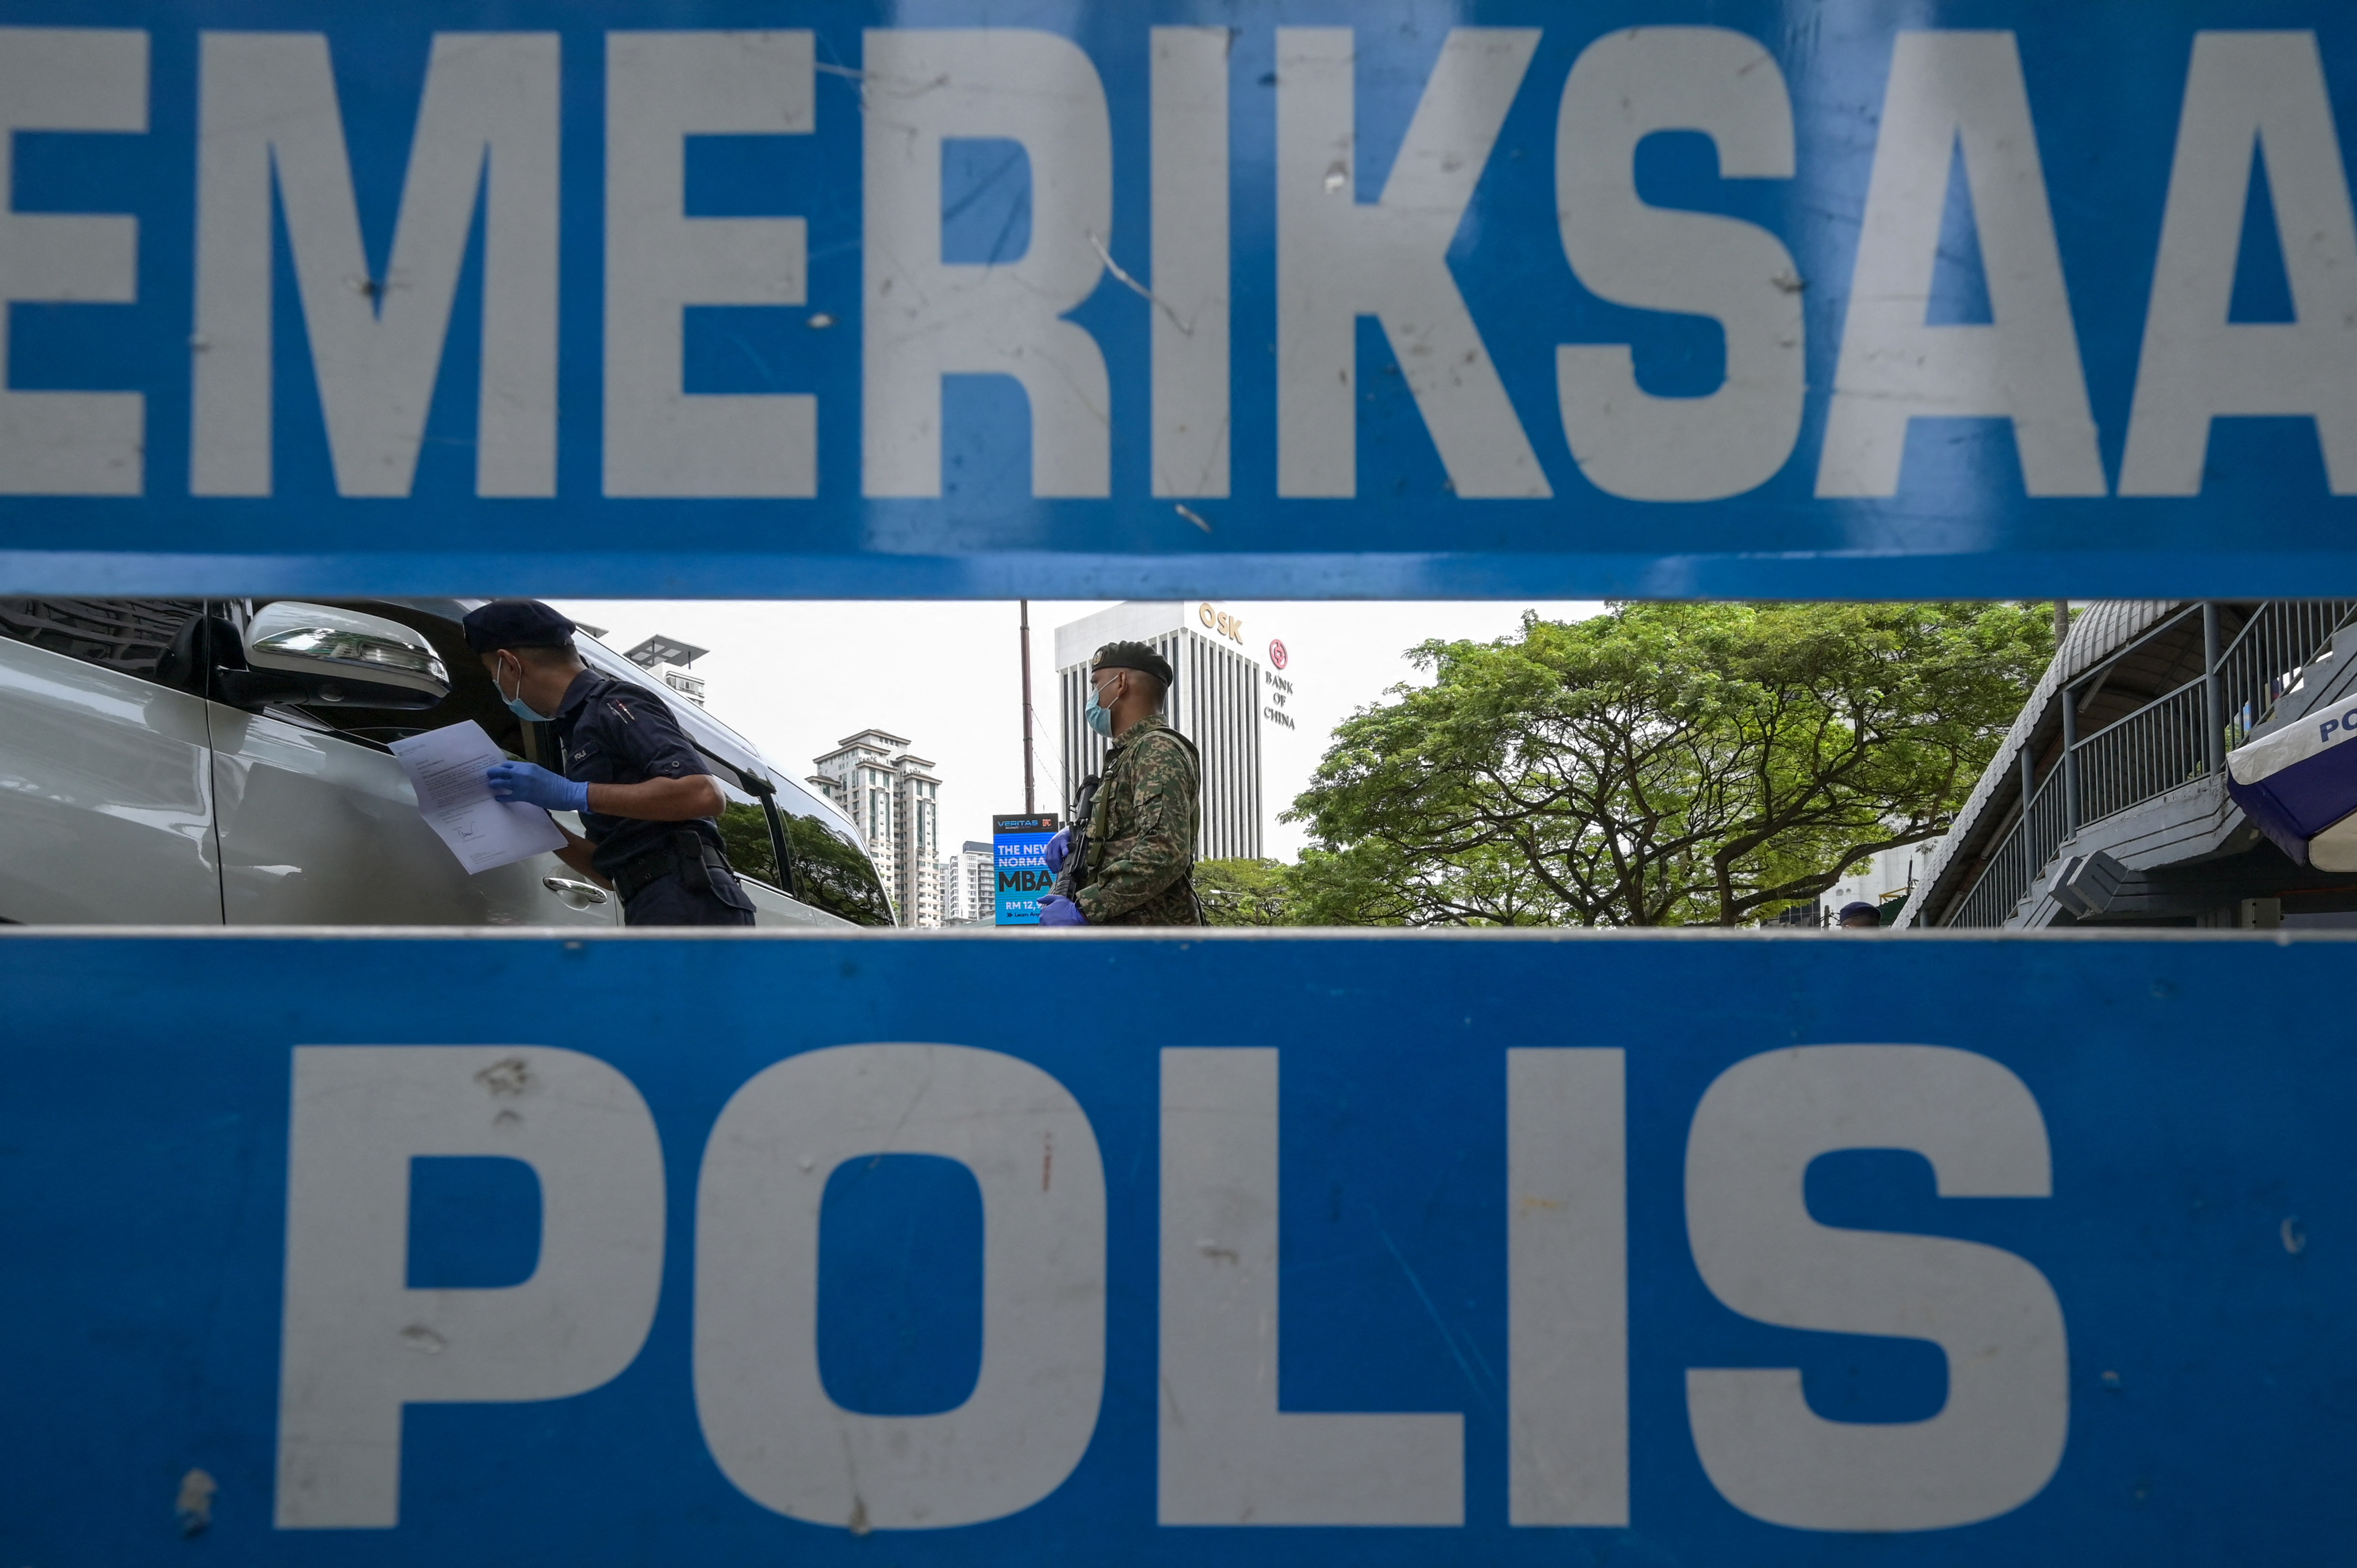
[1020,600,1037,814]
[2053,600,2071,649]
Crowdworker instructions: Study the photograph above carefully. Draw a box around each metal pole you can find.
[2019,745,2038,890]
[2061,684,2080,835]
[2201,601,2224,777]
[1020,600,1037,815]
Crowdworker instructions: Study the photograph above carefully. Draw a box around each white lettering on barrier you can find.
[694,1043,1106,1529]
[1506,1048,1628,1524]
[0,28,145,497]
[604,31,817,498]
[1275,27,1550,500]
[1554,28,1802,502]
[1816,31,2104,499]
[2120,31,2357,496]
[271,1041,2065,1534]
[192,32,560,498]
[1683,1045,2068,1532]
[862,30,1113,499]
[275,1046,665,1529]
[1158,1047,1464,1524]
[16,23,2357,507]
[1150,27,1231,500]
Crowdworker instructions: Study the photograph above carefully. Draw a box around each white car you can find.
[0,596,896,929]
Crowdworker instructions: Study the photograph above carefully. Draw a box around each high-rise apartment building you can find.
[808,730,941,925]
[939,840,995,924]
[1053,602,1262,860]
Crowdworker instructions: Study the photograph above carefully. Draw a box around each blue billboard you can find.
[3,5,2357,598]
[994,812,1059,924]
[0,927,2349,1564]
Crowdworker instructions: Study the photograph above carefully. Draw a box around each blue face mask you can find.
[497,657,554,724]
[1084,690,1114,737]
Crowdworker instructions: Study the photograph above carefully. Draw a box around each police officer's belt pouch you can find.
[613,832,734,903]
[672,830,715,897]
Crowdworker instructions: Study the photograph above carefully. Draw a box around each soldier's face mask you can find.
[1086,672,1121,737]
[496,652,555,724]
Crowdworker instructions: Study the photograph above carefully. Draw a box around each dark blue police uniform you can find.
[550,669,757,927]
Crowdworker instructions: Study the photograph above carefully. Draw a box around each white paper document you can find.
[390,720,568,875]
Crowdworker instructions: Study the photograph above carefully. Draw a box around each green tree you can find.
[1286,602,2052,926]
[1194,857,1293,926]
[717,802,780,886]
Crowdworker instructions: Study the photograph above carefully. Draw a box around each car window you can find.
[711,785,784,890]
[782,806,897,926]
[0,599,210,687]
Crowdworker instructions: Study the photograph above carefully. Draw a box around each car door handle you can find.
[543,876,610,904]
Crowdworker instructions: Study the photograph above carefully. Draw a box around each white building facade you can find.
[1053,602,1262,861]
[808,729,942,925]
[939,840,995,924]
[1816,840,1945,925]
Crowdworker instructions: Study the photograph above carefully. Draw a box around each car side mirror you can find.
[220,601,451,712]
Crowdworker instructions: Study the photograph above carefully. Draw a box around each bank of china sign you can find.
[0,6,2351,595]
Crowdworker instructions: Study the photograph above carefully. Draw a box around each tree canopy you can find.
[1283,602,2052,926]
[1194,857,1293,926]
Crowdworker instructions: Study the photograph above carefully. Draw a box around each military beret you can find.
[1091,639,1174,689]
[461,599,576,653]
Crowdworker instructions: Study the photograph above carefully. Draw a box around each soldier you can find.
[1038,641,1204,926]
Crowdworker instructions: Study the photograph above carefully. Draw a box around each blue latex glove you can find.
[486,759,591,814]
[1042,828,1071,875]
[1036,894,1087,926]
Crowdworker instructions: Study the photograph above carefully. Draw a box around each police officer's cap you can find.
[1091,640,1174,689]
[462,599,576,653]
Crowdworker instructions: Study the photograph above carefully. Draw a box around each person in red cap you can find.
[460,599,757,927]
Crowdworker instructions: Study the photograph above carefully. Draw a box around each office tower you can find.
[1053,602,1262,860]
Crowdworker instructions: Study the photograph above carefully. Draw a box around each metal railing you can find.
[2072,679,2210,824]
[1947,769,2070,929]
[2218,599,2357,752]
[1941,600,2357,926]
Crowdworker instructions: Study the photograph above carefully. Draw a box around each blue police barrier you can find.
[3,5,2357,599]
[0,927,2347,1563]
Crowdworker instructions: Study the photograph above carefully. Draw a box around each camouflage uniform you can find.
[1056,714,1205,925]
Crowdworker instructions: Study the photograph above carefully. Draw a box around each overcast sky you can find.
[550,599,1606,859]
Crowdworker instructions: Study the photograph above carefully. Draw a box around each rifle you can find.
[1064,773,1102,884]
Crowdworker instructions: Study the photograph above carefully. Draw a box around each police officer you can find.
[1038,641,1205,926]
[461,600,758,927]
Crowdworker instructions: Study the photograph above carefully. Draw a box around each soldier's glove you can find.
[1037,894,1087,926]
[1043,828,1071,875]
[486,759,591,815]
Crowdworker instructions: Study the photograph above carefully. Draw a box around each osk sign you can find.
[3,5,2357,597]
